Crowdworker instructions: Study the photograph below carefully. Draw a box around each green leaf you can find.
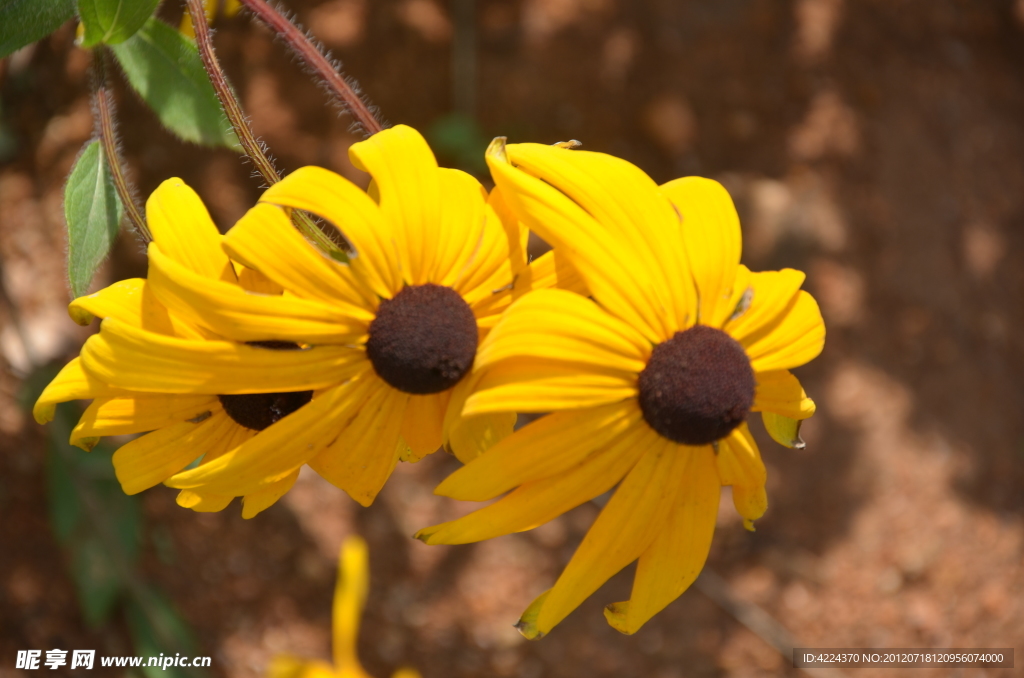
[77,0,161,47]
[71,536,123,626]
[127,589,208,678]
[0,0,75,59]
[64,140,123,298]
[111,18,240,149]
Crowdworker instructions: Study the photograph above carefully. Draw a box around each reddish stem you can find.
[239,0,383,136]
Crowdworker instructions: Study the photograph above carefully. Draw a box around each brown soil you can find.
[2,1,1023,677]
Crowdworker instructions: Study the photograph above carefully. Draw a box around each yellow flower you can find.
[416,138,825,637]
[270,536,420,678]
[34,178,326,517]
[180,0,243,38]
[82,125,577,508]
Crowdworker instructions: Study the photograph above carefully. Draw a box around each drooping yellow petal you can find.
[69,278,209,340]
[71,394,217,446]
[113,411,238,495]
[745,291,825,372]
[399,392,448,461]
[604,445,719,634]
[166,373,375,495]
[418,417,654,544]
[531,439,689,636]
[724,268,805,343]
[241,468,300,519]
[333,536,370,674]
[81,318,366,394]
[348,125,441,285]
[308,382,409,507]
[505,142,693,336]
[267,656,337,678]
[33,357,121,424]
[475,288,650,374]
[761,412,806,449]
[145,178,235,281]
[436,400,643,502]
[224,202,375,310]
[176,489,233,513]
[464,357,637,416]
[752,369,816,420]
[260,166,400,298]
[148,243,371,344]
[715,423,765,489]
[661,176,742,328]
[486,138,674,344]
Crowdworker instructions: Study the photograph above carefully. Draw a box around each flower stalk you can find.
[184,0,344,258]
[93,50,151,243]
[239,0,383,136]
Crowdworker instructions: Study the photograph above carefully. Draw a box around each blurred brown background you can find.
[2,0,1023,676]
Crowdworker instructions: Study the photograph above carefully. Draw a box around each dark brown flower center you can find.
[366,283,478,394]
[637,325,755,446]
[218,341,313,431]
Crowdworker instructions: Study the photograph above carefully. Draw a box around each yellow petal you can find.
[604,446,719,634]
[81,318,366,394]
[534,439,690,635]
[724,268,805,342]
[752,369,816,420]
[762,412,806,449]
[267,656,337,678]
[349,125,441,285]
[224,202,374,309]
[715,423,765,488]
[475,288,650,374]
[745,291,825,372]
[661,176,742,328]
[113,411,238,494]
[516,248,588,297]
[486,138,674,344]
[733,484,768,530]
[464,357,637,416]
[71,394,216,445]
[33,357,120,424]
[505,142,694,336]
[418,417,654,544]
[69,278,208,340]
[309,382,409,506]
[176,489,233,513]
[431,167,491,288]
[400,392,448,460]
[452,201,516,308]
[147,243,371,344]
[166,374,375,495]
[241,468,300,518]
[333,536,369,674]
[441,371,515,464]
[260,165,400,298]
[514,590,552,640]
[145,178,235,281]
[436,400,643,502]
[236,266,284,295]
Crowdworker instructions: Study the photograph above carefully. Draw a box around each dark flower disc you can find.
[366,283,478,394]
[638,325,755,446]
[218,341,312,431]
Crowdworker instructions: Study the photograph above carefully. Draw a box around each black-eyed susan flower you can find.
[415,138,824,637]
[33,178,346,517]
[269,536,420,678]
[83,125,579,509]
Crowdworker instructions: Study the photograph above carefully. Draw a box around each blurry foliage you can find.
[78,0,162,48]
[0,0,76,59]
[65,140,124,298]
[20,365,208,678]
[427,112,489,178]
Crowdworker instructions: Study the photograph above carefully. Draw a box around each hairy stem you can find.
[185,0,343,257]
[94,51,151,243]
[239,0,382,136]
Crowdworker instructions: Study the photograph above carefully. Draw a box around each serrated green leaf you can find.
[0,0,75,59]
[77,0,161,47]
[65,140,123,298]
[111,18,240,149]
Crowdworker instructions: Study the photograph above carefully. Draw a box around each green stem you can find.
[184,0,344,258]
[94,50,151,243]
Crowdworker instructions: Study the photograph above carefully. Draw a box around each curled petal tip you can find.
[486,137,509,163]
[553,140,582,149]
[603,602,636,635]
[743,519,757,532]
